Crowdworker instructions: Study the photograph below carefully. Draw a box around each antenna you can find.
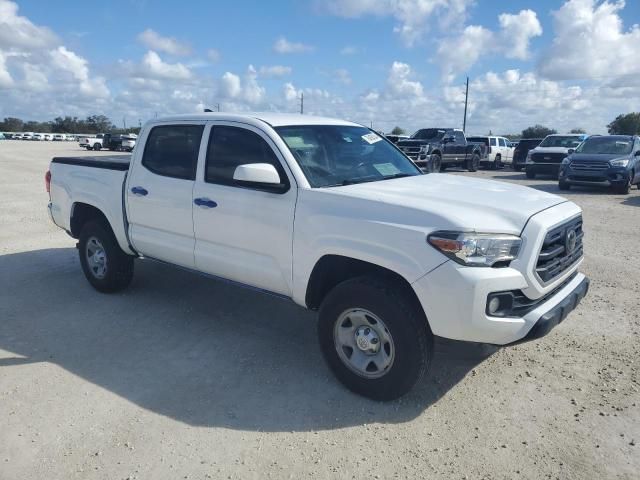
[463,76,469,132]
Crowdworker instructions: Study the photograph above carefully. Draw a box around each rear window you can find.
[467,137,489,145]
[142,125,204,180]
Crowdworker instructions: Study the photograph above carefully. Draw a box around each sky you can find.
[1,0,639,135]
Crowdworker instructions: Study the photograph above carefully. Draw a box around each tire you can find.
[491,155,502,170]
[93,143,101,151]
[78,220,134,293]
[526,169,536,179]
[614,177,631,195]
[318,276,433,401]
[558,180,570,190]
[466,154,480,172]
[430,153,442,173]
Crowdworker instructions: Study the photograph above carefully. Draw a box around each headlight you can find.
[419,145,430,154]
[525,152,533,164]
[610,158,629,167]
[427,231,522,267]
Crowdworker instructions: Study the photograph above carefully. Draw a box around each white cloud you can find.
[220,72,241,98]
[0,51,13,87]
[207,48,221,62]
[273,37,314,53]
[0,0,57,50]
[259,65,292,77]
[137,29,191,56]
[539,0,640,81]
[437,9,542,79]
[386,61,424,98]
[138,50,192,80]
[334,68,352,85]
[340,45,359,55]
[324,0,473,46]
[219,66,265,105]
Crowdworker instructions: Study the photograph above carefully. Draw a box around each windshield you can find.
[275,125,422,187]
[411,128,445,140]
[575,136,633,155]
[539,135,585,148]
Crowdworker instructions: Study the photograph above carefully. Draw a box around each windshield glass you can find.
[575,136,633,155]
[411,128,445,140]
[539,135,585,148]
[275,125,422,187]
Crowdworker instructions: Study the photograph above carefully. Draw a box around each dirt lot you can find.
[1,141,638,480]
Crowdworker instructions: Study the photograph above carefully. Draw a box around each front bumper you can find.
[411,260,588,345]
[560,165,630,187]
[526,163,561,175]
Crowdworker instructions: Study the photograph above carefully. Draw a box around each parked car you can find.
[525,134,587,179]
[33,133,45,141]
[46,113,589,400]
[44,133,53,141]
[53,134,67,141]
[0,132,5,140]
[121,134,137,152]
[559,135,640,194]
[512,138,542,172]
[466,136,514,170]
[22,132,34,140]
[384,134,409,144]
[396,128,486,172]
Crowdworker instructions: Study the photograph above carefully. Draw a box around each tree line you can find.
[0,115,141,135]
[389,112,640,139]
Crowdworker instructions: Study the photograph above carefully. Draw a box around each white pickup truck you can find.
[47,113,589,400]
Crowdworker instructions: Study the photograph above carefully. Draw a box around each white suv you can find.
[467,136,514,169]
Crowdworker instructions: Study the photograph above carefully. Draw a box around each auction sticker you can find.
[361,132,382,144]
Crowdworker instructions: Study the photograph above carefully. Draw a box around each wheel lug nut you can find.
[371,338,379,344]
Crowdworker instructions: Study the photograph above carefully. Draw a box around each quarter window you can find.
[498,138,506,147]
[490,138,498,146]
[205,126,288,189]
[142,125,204,180]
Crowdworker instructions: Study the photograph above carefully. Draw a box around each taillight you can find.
[45,170,51,193]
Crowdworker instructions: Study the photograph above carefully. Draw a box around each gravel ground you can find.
[1,141,639,480]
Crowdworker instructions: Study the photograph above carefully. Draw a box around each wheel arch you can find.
[305,254,423,313]
[70,202,111,238]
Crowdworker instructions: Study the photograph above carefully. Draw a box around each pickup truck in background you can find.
[80,133,137,152]
[466,135,514,170]
[79,134,105,150]
[525,134,588,179]
[47,113,589,400]
[396,128,486,172]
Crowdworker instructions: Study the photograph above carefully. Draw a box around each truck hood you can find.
[569,153,629,163]
[324,174,566,234]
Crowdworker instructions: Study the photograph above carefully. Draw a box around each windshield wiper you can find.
[382,173,417,180]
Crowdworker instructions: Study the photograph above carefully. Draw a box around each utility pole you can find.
[123,117,126,129]
[462,76,469,133]
[300,92,304,114]
[215,103,220,112]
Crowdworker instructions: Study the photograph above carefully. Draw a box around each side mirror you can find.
[567,149,575,155]
[233,163,286,191]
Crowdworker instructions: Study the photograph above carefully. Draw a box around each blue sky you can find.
[2,0,640,134]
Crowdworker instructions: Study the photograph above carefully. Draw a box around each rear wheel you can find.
[318,276,433,401]
[466,154,480,172]
[78,220,134,293]
[93,143,101,151]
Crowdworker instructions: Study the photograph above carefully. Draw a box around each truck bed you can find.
[51,155,131,171]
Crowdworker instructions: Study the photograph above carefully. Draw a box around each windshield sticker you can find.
[373,163,401,176]
[362,132,382,144]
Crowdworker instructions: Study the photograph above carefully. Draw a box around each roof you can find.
[150,112,362,128]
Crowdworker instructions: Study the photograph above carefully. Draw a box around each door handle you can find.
[194,197,217,208]
[131,186,148,196]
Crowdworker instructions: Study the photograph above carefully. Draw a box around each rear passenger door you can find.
[126,123,205,268]
[192,123,297,296]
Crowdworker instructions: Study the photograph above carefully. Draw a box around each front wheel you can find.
[78,220,134,293]
[430,153,441,173]
[491,155,502,170]
[318,276,433,401]
[466,154,480,172]
[614,177,631,194]
[93,143,101,151]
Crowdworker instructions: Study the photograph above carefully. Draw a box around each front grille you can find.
[400,146,421,154]
[531,152,567,164]
[535,216,583,284]
[570,161,609,172]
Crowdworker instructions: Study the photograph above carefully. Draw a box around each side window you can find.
[490,137,498,146]
[498,138,506,147]
[142,125,204,180]
[454,131,465,143]
[206,126,289,189]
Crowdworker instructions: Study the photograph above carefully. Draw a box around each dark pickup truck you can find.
[396,128,486,172]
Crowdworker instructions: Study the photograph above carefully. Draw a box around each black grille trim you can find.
[535,215,583,284]
[531,152,567,164]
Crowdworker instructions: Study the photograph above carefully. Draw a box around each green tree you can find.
[85,115,115,134]
[607,113,640,135]
[569,128,586,134]
[521,125,557,139]
[390,126,406,135]
[0,117,24,132]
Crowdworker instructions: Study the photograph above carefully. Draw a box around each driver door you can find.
[192,123,297,296]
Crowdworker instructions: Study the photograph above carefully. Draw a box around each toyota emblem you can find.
[565,229,577,254]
